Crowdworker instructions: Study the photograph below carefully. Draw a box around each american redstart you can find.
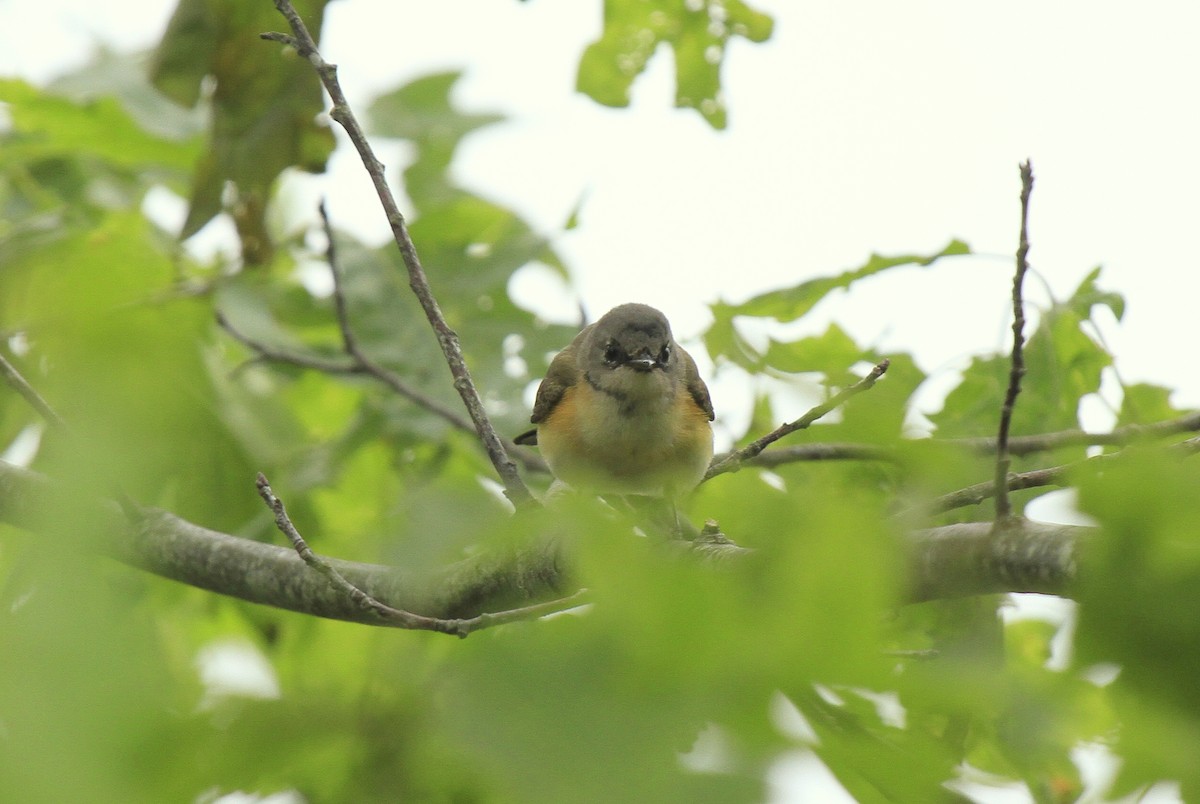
[515,303,715,498]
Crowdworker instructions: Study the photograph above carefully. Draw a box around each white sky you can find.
[5,0,1199,416]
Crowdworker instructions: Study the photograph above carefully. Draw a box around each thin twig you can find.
[994,161,1034,522]
[704,358,890,480]
[710,413,1200,474]
[0,350,65,429]
[262,1,531,506]
[255,472,580,635]
[320,200,366,361]
[216,310,358,374]
[949,411,1200,456]
[734,442,896,469]
[929,463,1071,514]
[314,201,476,432]
[215,312,548,473]
[920,433,1200,517]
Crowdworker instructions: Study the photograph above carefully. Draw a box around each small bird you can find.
[515,303,714,498]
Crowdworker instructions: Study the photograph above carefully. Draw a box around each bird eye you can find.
[658,344,671,365]
[603,342,622,367]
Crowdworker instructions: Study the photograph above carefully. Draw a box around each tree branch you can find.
[214,204,548,474]
[254,470,586,635]
[701,413,1200,478]
[262,1,530,505]
[906,519,1084,601]
[948,411,1200,456]
[927,463,1072,515]
[0,460,1091,629]
[729,442,897,470]
[926,434,1200,515]
[704,358,890,480]
[994,160,1034,521]
[0,349,65,429]
[257,471,468,635]
[0,459,577,629]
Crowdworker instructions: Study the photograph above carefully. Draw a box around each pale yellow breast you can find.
[539,382,712,496]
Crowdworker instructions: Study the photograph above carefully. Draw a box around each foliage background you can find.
[3,1,1200,802]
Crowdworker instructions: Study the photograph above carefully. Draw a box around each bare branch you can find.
[214,206,548,474]
[927,433,1200,515]
[214,312,547,473]
[907,519,1084,601]
[215,310,356,374]
[704,358,890,481]
[715,415,1200,474]
[0,458,579,630]
[320,203,549,472]
[928,463,1072,515]
[257,471,472,634]
[734,442,896,469]
[994,161,1034,521]
[263,0,531,505]
[949,411,1200,456]
[0,461,1091,629]
[0,349,65,429]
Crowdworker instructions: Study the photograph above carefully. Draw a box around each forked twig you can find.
[704,358,890,480]
[214,205,547,473]
[255,472,585,635]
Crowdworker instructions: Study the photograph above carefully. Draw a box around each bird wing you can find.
[679,345,715,421]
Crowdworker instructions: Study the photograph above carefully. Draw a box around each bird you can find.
[515,303,714,499]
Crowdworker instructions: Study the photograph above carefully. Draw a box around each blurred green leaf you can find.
[577,0,774,128]
[1075,451,1200,795]
[1116,382,1184,427]
[705,240,970,370]
[1,77,199,174]
[1063,265,1124,322]
[931,269,1114,449]
[150,0,335,262]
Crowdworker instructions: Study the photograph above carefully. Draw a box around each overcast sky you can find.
[7,0,1199,409]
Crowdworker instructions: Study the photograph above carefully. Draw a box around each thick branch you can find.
[262,2,529,505]
[1,461,1090,629]
[907,519,1083,601]
[0,460,569,626]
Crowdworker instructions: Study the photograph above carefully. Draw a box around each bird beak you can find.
[627,352,657,372]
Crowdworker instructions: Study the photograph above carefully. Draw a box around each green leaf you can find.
[930,288,1112,447]
[1116,382,1184,427]
[577,0,774,129]
[1064,265,1125,322]
[0,77,199,174]
[368,71,506,210]
[762,322,861,375]
[2,210,261,528]
[1075,452,1200,795]
[150,0,336,261]
[705,240,970,369]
